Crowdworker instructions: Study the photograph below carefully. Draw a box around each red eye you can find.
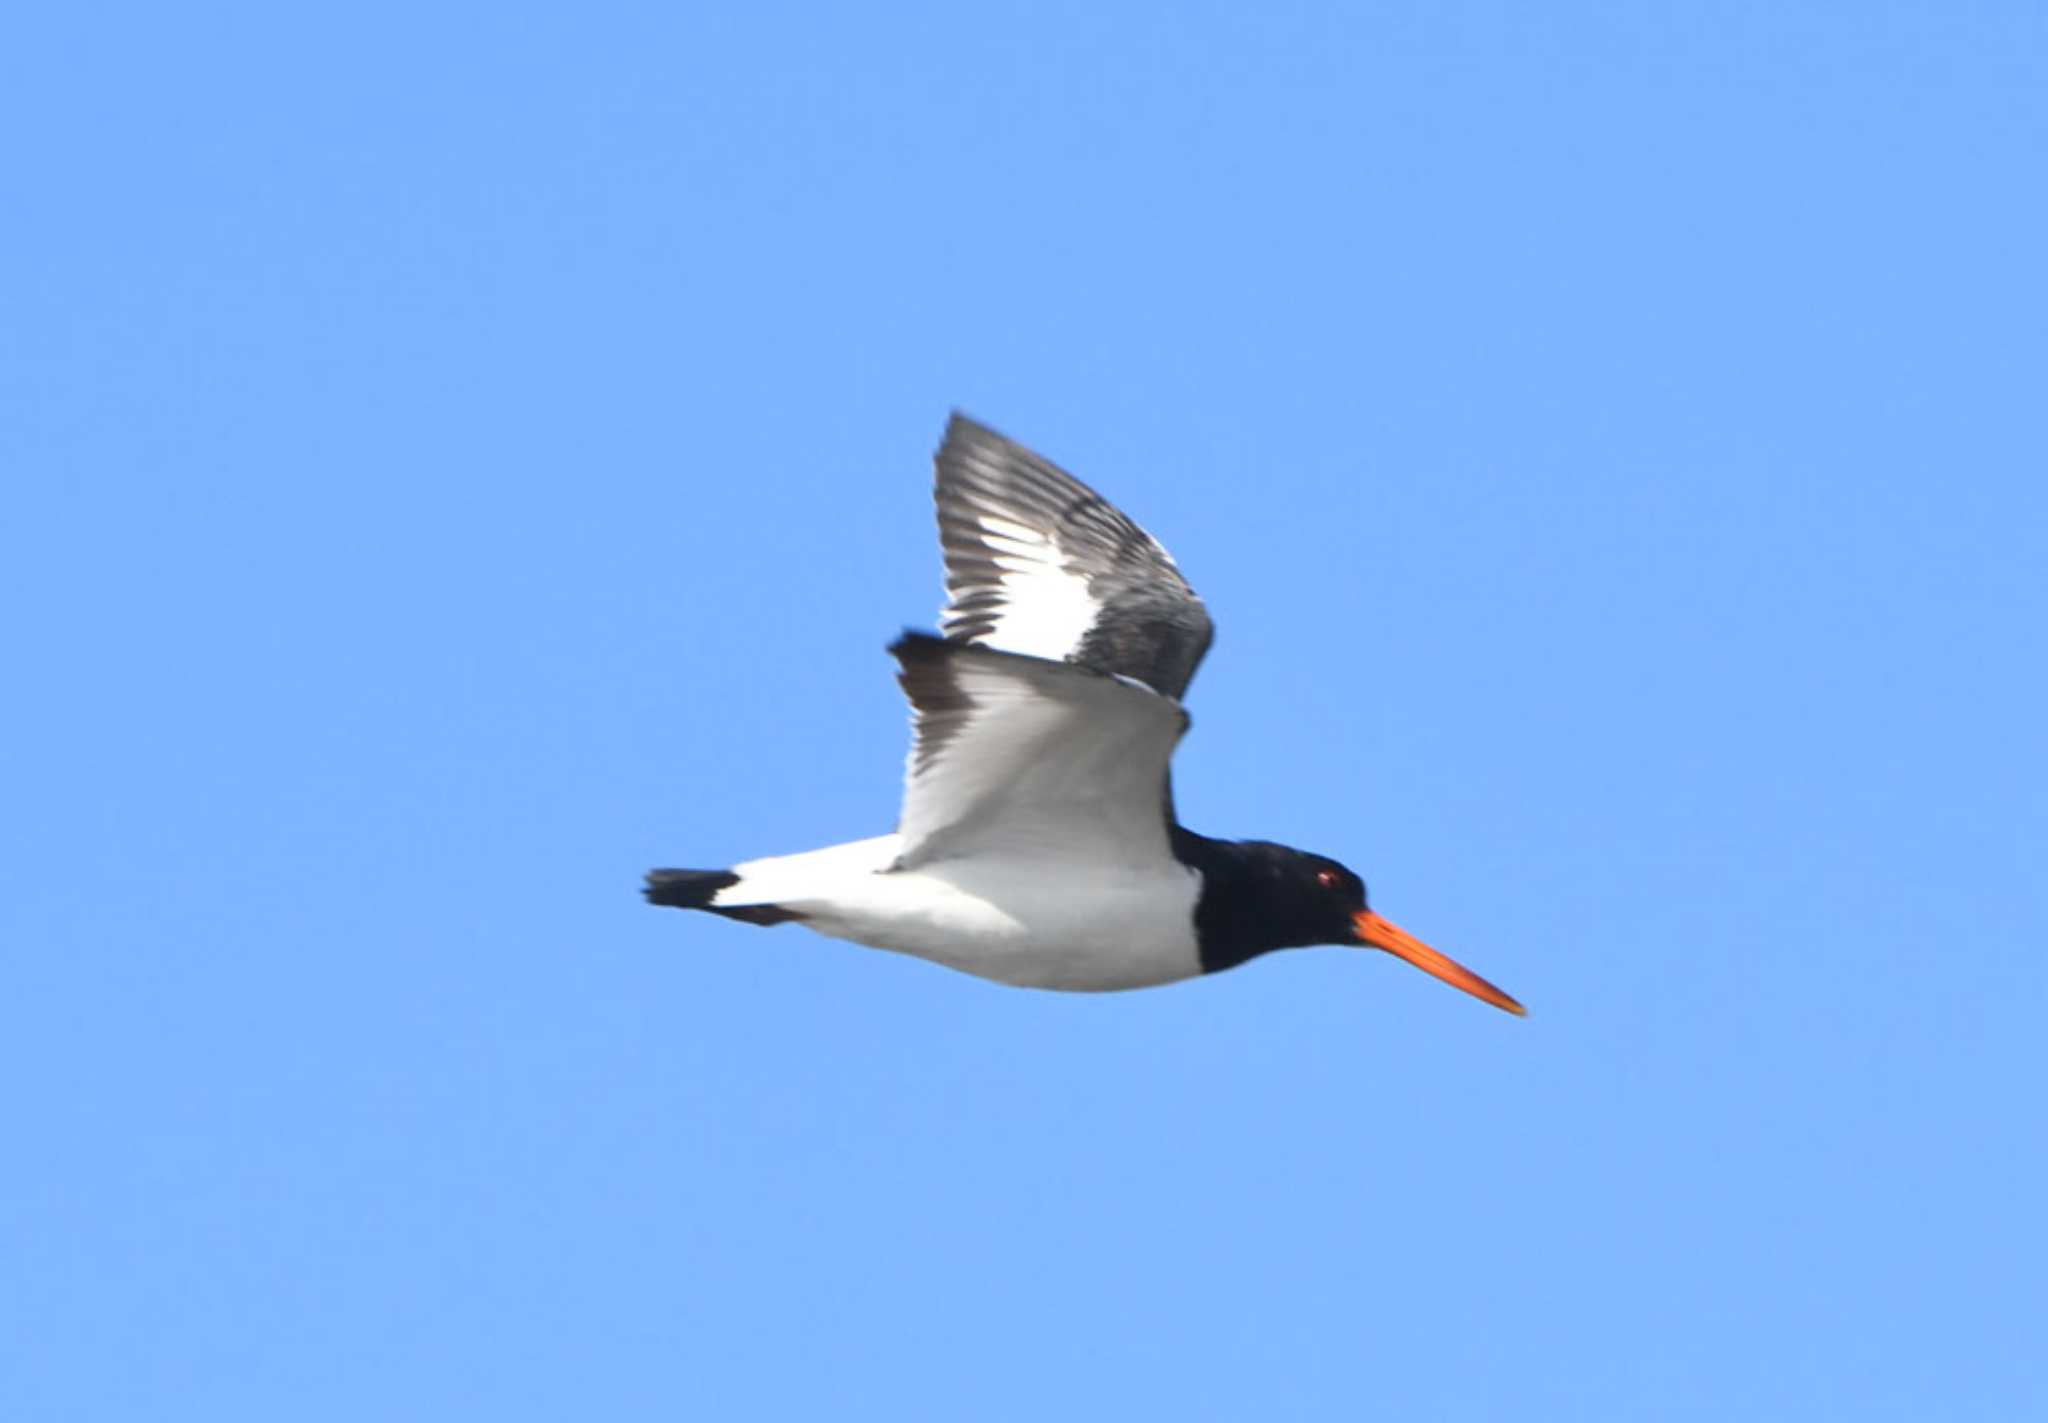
[1316,869,1340,890]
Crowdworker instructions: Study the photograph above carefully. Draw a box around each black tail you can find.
[644,868,741,909]
[643,868,802,926]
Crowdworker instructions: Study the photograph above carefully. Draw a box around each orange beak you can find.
[1352,910,1525,1016]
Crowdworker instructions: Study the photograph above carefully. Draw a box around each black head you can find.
[1179,833,1524,1014]
[1237,842,1370,950]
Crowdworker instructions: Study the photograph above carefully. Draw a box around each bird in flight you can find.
[646,414,1523,1013]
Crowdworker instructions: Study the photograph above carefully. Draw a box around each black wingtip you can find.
[939,410,1014,461]
[888,628,951,662]
[644,868,741,910]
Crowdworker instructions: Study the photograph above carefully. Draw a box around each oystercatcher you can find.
[646,414,1523,1013]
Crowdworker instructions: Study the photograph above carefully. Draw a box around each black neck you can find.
[1173,828,1303,975]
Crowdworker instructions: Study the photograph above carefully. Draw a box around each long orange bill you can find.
[1352,910,1526,1016]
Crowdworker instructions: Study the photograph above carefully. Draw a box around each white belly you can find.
[720,835,1205,992]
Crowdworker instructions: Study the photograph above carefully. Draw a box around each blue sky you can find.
[5,2,2044,1417]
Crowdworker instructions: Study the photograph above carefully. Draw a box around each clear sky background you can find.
[5,3,2044,1418]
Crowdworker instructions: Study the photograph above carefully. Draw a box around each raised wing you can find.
[890,632,1186,871]
[934,414,1215,701]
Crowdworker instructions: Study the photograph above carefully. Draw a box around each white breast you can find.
[718,836,1205,992]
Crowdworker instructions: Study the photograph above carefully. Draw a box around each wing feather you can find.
[890,633,1186,871]
[934,414,1215,700]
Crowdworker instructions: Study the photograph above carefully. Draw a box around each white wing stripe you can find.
[933,413,1216,700]
[963,517,1101,663]
[976,513,1045,545]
